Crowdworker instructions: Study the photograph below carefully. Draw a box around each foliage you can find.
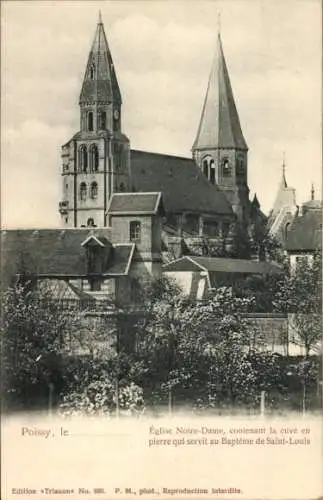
[226,222,251,259]
[132,280,283,408]
[274,251,322,356]
[1,283,86,410]
[58,376,145,417]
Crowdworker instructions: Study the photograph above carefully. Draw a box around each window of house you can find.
[99,111,106,130]
[222,222,230,236]
[90,278,101,292]
[129,221,141,242]
[222,158,231,176]
[79,145,88,172]
[89,144,99,172]
[204,220,219,238]
[184,214,199,235]
[80,182,87,201]
[88,112,94,132]
[90,181,98,199]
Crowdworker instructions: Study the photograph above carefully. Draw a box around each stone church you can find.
[2,14,289,308]
[58,14,265,255]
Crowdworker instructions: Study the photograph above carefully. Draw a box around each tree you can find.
[226,222,251,259]
[275,251,321,357]
[133,279,280,412]
[1,282,88,411]
[275,251,322,412]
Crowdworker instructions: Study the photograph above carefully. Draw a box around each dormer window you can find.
[87,112,94,132]
[130,221,141,243]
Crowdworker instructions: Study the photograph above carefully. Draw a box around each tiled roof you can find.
[107,192,162,215]
[130,150,233,216]
[104,244,135,275]
[37,279,95,302]
[79,18,121,104]
[1,228,135,291]
[285,209,322,252]
[192,34,247,151]
[163,256,282,275]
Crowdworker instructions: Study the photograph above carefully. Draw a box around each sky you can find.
[1,0,321,228]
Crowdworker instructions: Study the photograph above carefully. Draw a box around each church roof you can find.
[285,210,322,252]
[107,192,163,215]
[79,16,121,104]
[130,150,233,216]
[0,229,136,291]
[192,34,247,151]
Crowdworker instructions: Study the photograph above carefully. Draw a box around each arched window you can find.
[129,221,141,242]
[87,218,96,228]
[78,145,88,172]
[236,158,244,176]
[89,144,99,172]
[99,111,106,130]
[285,222,291,241]
[89,63,95,80]
[203,159,209,179]
[90,181,98,199]
[80,182,87,201]
[119,182,125,192]
[222,158,231,177]
[87,112,94,132]
[210,160,215,184]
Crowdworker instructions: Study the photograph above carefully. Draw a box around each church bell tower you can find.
[59,13,131,228]
[192,32,249,224]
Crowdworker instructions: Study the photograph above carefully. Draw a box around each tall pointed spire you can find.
[79,14,121,105]
[281,152,287,188]
[192,34,247,151]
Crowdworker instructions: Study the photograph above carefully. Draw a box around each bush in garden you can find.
[58,373,145,417]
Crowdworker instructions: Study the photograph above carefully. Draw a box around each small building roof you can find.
[107,192,163,215]
[130,150,233,216]
[0,228,135,290]
[285,210,322,252]
[163,255,282,275]
[103,244,135,275]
